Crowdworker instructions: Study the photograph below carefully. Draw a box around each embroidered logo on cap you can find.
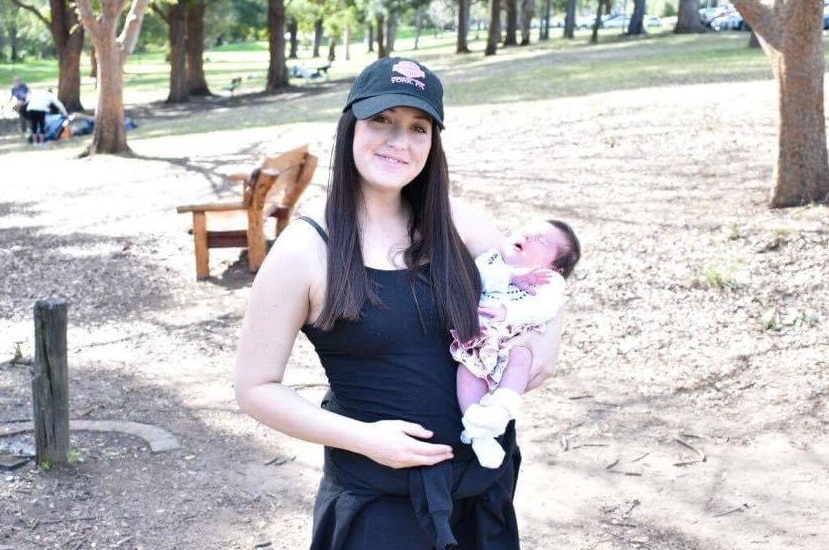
[391,61,427,90]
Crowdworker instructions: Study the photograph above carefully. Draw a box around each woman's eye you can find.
[411,124,428,134]
[370,115,390,124]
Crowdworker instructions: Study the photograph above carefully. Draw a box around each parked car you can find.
[710,12,748,31]
[601,14,631,29]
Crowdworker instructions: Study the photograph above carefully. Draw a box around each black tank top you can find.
[299,216,462,445]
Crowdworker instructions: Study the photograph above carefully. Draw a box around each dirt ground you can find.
[1,70,828,550]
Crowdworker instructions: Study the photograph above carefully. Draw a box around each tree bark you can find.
[313,18,323,58]
[675,0,708,33]
[504,0,518,46]
[376,13,387,58]
[287,18,299,58]
[732,0,829,206]
[564,0,576,39]
[50,0,85,112]
[166,1,188,103]
[485,0,501,56]
[186,1,211,96]
[76,0,150,155]
[628,0,646,35]
[457,0,470,53]
[520,0,535,45]
[266,0,288,91]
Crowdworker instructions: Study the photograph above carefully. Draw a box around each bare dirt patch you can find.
[1,75,827,550]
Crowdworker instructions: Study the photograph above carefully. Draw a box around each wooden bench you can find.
[176,145,318,280]
[224,77,243,95]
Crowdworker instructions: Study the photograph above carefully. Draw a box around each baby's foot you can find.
[470,437,506,469]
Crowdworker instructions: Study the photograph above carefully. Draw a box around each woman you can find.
[234,57,563,549]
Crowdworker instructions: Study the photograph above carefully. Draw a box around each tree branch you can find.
[9,0,50,27]
[118,0,151,55]
[731,0,781,50]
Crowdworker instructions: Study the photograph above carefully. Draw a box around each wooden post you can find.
[31,297,71,466]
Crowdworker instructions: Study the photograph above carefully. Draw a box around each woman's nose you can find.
[386,125,406,147]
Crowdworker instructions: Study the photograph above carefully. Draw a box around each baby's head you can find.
[504,219,581,279]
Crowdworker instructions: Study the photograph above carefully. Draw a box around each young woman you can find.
[234,57,563,549]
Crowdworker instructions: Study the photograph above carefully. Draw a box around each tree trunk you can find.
[675,0,707,33]
[167,1,188,103]
[485,0,501,56]
[564,0,576,39]
[387,12,397,53]
[76,0,150,155]
[344,24,351,60]
[367,23,374,53]
[520,0,534,45]
[313,18,323,58]
[732,0,829,206]
[376,14,387,58]
[51,0,85,112]
[540,0,551,40]
[266,0,288,91]
[504,0,518,46]
[186,1,211,96]
[628,0,646,35]
[287,18,298,58]
[590,0,603,43]
[457,0,470,53]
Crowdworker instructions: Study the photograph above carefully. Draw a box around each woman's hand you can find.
[516,308,563,392]
[357,420,454,469]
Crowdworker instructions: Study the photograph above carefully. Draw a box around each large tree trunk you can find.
[457,0,470,53]
[564,0,577,39]
[376,14,387,58]
[675,0,707,33]
[504,0,518,46]
[287,18,299,58]
[265,0,288,91]
[186,1,211,96]
[485,0,501,56]
[732,0,829,206]
[628,0,646,35]
[76,0,149,155]
[165,2,187,103]
[313,18,323,58]
[51,0,85,112]
[520,0,534,45]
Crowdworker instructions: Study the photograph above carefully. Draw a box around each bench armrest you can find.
[176,202,245,214]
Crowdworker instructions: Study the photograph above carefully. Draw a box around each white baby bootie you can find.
[470,436,506,469]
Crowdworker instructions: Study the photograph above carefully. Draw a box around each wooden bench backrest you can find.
[242,144,309,217]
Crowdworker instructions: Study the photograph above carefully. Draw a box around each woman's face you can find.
[352,106,433,193]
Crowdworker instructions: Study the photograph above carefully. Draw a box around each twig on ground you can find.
[713,503,749,517]
[673,437,706,466]
[264,455,295,466]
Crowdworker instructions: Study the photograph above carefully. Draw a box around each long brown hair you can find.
[314,110,482,341]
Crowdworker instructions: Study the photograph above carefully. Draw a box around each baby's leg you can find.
[457,366,490,413]
[497,345,532,395]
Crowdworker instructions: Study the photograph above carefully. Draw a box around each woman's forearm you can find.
[236,382,369,453]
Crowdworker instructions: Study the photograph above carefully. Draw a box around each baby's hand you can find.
[478,304,507,322]
[511,267,555,294]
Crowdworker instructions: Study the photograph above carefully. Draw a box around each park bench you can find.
[176,144,318,280]
[224,77,243,95]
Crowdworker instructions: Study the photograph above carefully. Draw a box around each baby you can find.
[451,219,581,468]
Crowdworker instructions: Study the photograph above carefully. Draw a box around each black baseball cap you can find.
[343,57,445,129]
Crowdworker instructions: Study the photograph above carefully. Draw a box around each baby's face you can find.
[503,221,567,269]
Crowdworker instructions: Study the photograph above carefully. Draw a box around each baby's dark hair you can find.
[547,219,581,279]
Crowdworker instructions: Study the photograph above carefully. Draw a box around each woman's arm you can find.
[451,197,562,391]
[234,221,453,468]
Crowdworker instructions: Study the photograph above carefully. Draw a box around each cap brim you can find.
[352,94,444,129]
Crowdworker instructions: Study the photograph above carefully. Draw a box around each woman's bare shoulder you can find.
[450,196,505,256]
